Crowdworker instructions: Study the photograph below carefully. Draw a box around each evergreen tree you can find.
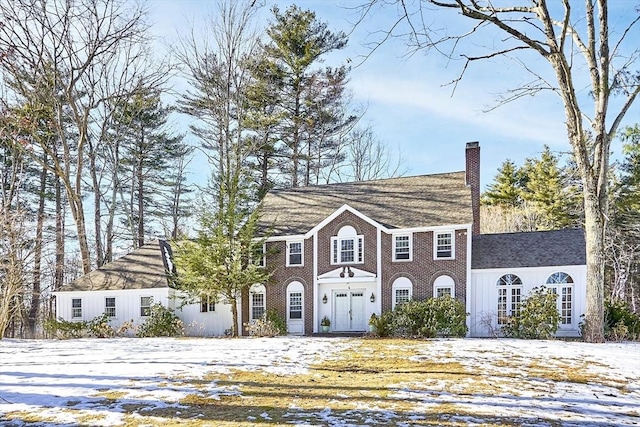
[114,88,186,248]
[482,160,523,207]
[482,147,582,232]
[259,5,352,187]
[606,125,640,308]
[521,146,578,230]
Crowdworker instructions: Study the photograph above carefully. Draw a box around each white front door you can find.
[333,289,366,331]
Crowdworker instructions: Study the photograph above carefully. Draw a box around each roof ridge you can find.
[267,171,466,194]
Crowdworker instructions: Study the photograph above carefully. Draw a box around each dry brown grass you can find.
[1,338,635,426]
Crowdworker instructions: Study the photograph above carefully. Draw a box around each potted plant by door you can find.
[369,313,378,334]
[320,316,331,333]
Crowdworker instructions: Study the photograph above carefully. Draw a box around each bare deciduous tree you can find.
[0,0,163,274]
[359,0,640,342]
[339,125,404,182]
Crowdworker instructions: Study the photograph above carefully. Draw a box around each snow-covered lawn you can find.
[0,337,638,426]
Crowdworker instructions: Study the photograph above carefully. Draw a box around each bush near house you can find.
[245,309,287,337]
[605,299,640,341]
[502,286,560,339]
[44,318,87,339]
[371,296,467,338]
[136,303,184,337]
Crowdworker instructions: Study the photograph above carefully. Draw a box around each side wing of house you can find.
[54,240,237,336]
[469,229,587,338]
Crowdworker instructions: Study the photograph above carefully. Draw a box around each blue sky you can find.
[146,0,640,189]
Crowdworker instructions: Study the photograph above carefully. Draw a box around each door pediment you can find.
[318,266,376,283]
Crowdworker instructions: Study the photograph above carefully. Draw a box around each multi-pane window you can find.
[394,234,411,261]
[72,298,82,318]
[547,272,574,326]
[497,274,523,325]
[331,236,364,264]
[436,287,452,298]
[105,297,116,317]
[560,287,573,325]
[289,292,302,319]
[435,232,453,259]
[140,296,152,317]
[200,295,215,313]
[252,292,265,320]
[395,288,411,306]
[287,241,303,266]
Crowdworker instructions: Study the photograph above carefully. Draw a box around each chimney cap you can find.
[466,141,480,148]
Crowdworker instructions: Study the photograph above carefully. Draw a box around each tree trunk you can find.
[55,176,65,291]
[89,146,105,267]
[28,160,48,337]
[137,134,145,248]
[582,190,606,342]
[230,295,239,337]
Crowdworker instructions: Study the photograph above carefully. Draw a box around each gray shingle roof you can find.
[57,240,172,292]
[472,229,586,269]
[259,172,473,235]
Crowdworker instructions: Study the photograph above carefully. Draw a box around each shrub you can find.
[44,317,87,339]
[605,299,640,341]
[369,311,393,337]
[502,286,559,339]
[390,297,467,338]
[136,303,184,337]
[431,295,468,337]
[245,309,287,337]
[87,313,115,338]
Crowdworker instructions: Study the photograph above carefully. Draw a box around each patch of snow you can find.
[0,337,638,426]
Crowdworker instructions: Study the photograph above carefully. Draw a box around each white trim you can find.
[465,224,472,336]
[313,232,318,333]
[392,233,413,262]
[330,235,364,265]
[318,266,376,284]
[306,204,382,237]
[104,296,117,318]
[249,284,266,321]
[265,234,306,242]
[376,228,382,314]
[434,230,455,260]
[433,275,455,298]
[260,203,472,242]
[470,265,585,274]
[286,240,304,267]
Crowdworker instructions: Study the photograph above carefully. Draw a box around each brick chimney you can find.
[465,142,480,235]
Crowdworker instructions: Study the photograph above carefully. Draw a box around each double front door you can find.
[333,289,366,331]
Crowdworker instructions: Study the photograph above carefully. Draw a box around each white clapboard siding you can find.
[469,265,587,338]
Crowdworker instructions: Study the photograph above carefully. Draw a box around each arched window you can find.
[433,275,455,298]
[392,277,413,309]
[249,284,266,321]
[331,225,364,265]
[496,274,522,325]
[547,272,574,326]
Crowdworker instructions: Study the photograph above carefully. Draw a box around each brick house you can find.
[54,142,586,337]
[246,141,585,336]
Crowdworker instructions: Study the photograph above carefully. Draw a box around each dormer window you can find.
[331,225,364,265]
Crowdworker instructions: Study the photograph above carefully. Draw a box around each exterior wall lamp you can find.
[322,294,328,304]
[370,293,375,303]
